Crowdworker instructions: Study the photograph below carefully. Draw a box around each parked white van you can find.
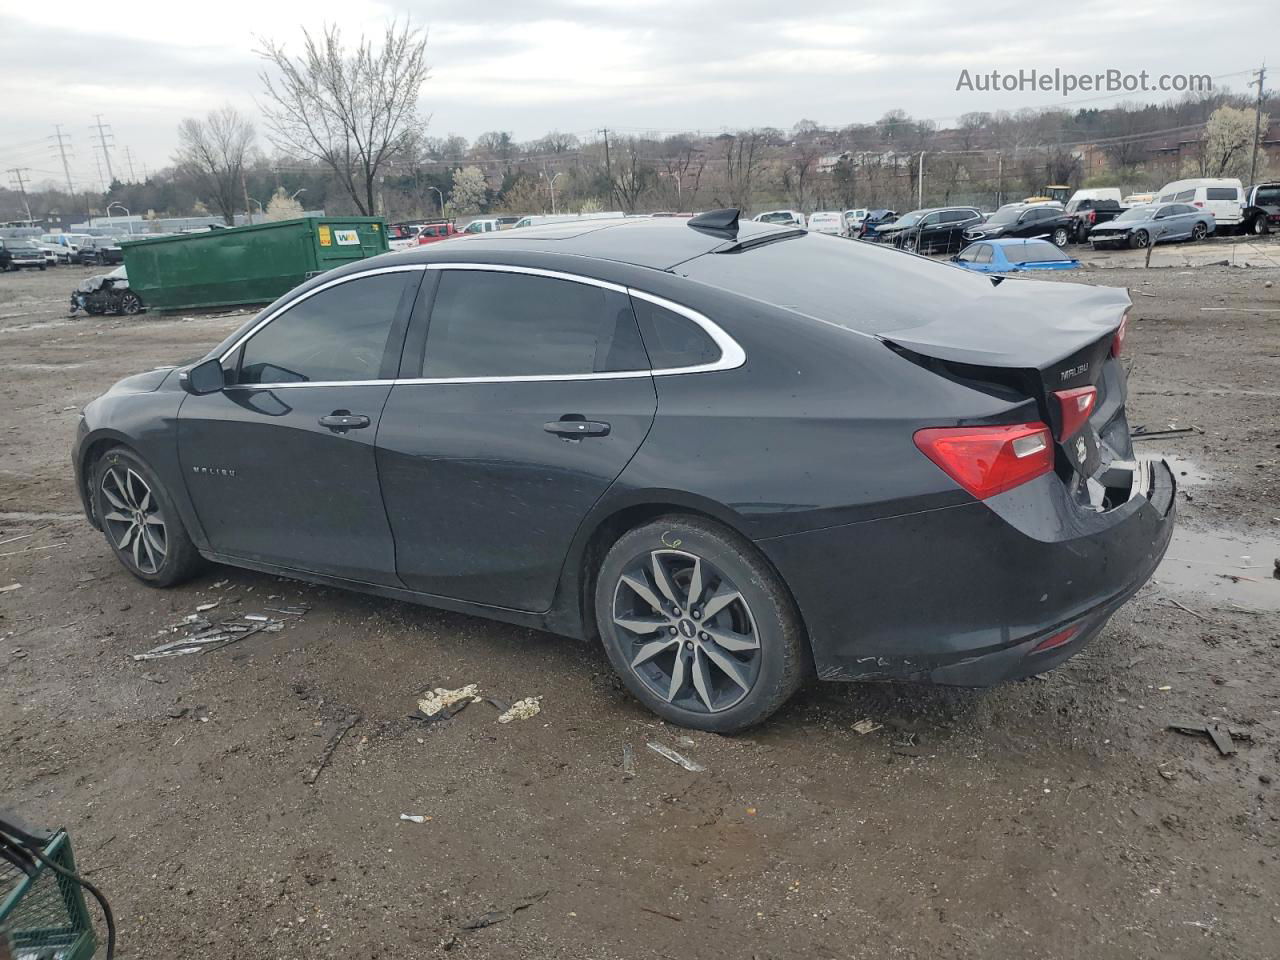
[510,212,626,229]
[806,211,847,235]
[1154,178,1243,229]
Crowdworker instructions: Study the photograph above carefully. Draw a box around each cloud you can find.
[0,0,1269,180]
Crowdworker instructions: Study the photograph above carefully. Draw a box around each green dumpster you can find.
[121,216,389,313]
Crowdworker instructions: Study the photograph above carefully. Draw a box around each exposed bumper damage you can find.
[758,456,1176,686]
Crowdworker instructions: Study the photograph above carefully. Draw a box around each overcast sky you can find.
[0,0,1268,192]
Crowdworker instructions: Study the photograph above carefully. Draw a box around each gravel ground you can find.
[1,250,1278,960]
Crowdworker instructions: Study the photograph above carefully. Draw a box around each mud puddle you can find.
[1154,525,1280,611]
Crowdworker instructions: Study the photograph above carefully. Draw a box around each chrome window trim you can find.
[220,261,745,391]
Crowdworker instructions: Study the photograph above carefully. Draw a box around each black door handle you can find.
[319,412,371,431]
[544,419,610,438]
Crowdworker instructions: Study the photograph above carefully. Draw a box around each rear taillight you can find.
[1111,312,1128,357]
[1088,210,1097,224]
[1193,201,1204,207]
[913,422,1053,500]
[1052,385,1098,440]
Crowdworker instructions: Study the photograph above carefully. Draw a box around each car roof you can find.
[987,237,1059,247]
[388,216,797,270]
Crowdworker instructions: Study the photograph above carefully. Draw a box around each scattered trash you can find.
[132,614,284,660]
[1168,721,1245,757]
[459,891,548,931]
[244,614,271,622]
[11,649,27,660]
[1161,597,1211,623]
[852,719,882,735]
[195,601,220,612]
[647,741,705,772]
[211,579,228,588]
[677,735,695,747]
[0,541,67,559]
[1130,427,1199,440]
[166,706,189,719]
[399,814,429,824]
[1157,685,1172,692]
[265,605,309,617]
[622,743,635,779]
[303,713,360,785]
[0,582,21,592]
[497,697,542,724]
[417,684,480,718]
[0,534,33,547]
[639,906,684,922]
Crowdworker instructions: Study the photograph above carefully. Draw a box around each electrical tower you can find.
[6,167,34,222]
[124,146,137,183]
[50,125,76,195]
[92,114,115,185]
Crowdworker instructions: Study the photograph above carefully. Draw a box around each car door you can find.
[177,266,422,584]
[376,265,658,612]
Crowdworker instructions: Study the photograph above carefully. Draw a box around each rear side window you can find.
[420,270,647,378]
[239,272,411,384]
[1205,187,1238,201]
[631,297,721,370]
[1174,190,1195,202]
[974,245,993,264]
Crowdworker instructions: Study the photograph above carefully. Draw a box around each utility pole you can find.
[600,128,614,208]
[917,151,925,208]
[91,114,115,185]
[51,125,76,195]
[1249,62,1267,188]
[124,146,137,183]
[6,168,33,223]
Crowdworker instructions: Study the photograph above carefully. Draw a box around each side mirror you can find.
[180,358,226,395]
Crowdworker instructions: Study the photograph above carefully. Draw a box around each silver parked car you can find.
[1088,203,1214,250]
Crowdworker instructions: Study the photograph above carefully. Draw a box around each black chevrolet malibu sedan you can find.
[73,211,1174,731]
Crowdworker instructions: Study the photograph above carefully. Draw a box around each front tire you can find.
[1129,230,1149,249]
[119,291,142,315]
[595,516,807,732]
[92,447,203,587]
[1052,226,1069,247]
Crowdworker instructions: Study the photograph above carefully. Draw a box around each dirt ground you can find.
[1,247,1278,960]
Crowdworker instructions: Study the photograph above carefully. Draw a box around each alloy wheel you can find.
[1052,227,1068,247]
[612,549,761,713]
[1192,223,1207,240]
[1134,231,1149,248]
[101,466,167,574]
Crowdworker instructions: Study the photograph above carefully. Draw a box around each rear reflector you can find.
[1053,385,1098,440]
[1111,312,1128,357]
[913,422,1053,500]
[1032,625,1080,654]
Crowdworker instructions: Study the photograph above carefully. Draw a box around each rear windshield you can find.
[680,232,978,335]
[1256,186,1280,205]
[1205,187,1238,201]
[1008,242,1072,263]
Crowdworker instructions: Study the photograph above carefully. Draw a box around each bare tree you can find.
[257,22,430,216]
[719,131,764,210]
[659,138,706,211]
[173,106,256,225]
[782,141,824,210]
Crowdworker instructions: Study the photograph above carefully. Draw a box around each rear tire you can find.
[595,515,807,732]
[91,447,203,587]
[1191,222,1208,241]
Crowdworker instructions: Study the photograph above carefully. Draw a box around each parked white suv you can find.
[1154,178,1243,230]
[752,209,806,228]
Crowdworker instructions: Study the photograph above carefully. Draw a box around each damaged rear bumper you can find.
[758,457,1176,686]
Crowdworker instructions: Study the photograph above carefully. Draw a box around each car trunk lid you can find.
[880,280,1130,481]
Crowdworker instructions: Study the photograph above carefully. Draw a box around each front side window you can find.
[239,272,411,384]
[420,270,647,378]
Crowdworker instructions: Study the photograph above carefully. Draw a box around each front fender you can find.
[73,389,208,549]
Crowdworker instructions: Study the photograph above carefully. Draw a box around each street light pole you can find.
[917,152,925,208]
[428,186,444,217]
[547,172,563,215]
